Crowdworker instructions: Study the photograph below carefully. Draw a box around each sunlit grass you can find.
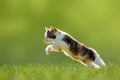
[0,61,120,80]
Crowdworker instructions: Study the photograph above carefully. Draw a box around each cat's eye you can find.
[47,35,56,39]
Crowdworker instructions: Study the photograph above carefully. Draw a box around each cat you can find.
[44,26,106,69]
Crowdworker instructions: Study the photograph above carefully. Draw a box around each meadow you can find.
[0,61,120,80]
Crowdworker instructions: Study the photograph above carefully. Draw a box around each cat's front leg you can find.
[45,44,60,55]
[45,45,53,55]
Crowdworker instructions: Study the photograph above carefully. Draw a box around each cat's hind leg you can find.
[82,60,100,69]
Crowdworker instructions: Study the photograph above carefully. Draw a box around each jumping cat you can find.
[44,26,106,69]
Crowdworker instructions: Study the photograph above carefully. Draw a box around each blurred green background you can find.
[0,0,120,64]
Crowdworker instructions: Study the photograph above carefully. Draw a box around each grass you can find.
[0,61,120,80]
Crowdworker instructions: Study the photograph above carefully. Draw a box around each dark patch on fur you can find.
[62,35,80,55]
[47,30,56,39]
[59,49,62,51]
[81,46,95,61]
[62,35,95,61]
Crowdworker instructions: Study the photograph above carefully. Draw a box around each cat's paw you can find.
[45,45,52,55]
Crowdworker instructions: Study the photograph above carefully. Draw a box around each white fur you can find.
[94,54,106,66]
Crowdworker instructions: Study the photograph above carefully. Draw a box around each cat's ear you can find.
[45,27,49,31]
[50,26,57,31]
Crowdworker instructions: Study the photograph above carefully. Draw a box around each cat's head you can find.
[44,26,61,43]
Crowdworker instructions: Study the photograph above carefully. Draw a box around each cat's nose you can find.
[44,38,48,42]
[44,39,47,43]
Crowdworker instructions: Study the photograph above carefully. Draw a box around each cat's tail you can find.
[94,53,106,66]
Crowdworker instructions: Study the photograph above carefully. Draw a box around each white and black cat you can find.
[44,26,106,69]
